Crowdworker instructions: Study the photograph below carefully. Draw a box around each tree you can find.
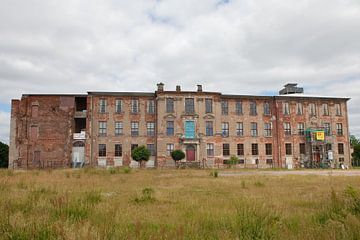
[171,150,185,168]
[350,135,360,146]
[351,135,360,167]
[0,141,9,168]
[131,145,150,168]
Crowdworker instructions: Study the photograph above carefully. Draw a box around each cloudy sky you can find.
[0,0,360,143]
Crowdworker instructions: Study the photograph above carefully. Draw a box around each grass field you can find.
[1,168,360,240]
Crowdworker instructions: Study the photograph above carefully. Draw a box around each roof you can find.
[87,91,155,97]
[275,93,350,101]
[22,94,87,97]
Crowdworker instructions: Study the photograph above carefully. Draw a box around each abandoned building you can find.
[8,83,351,169]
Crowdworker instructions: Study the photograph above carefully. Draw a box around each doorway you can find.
[186,145,196,161]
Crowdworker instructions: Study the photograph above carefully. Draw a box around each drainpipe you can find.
[90,95,94,166]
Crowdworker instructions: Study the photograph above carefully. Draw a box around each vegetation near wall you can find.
[1,169,360,239]
[0,141,8,168]
[351,135,360,167]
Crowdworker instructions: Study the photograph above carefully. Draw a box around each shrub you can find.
[209,169,219,178]
[132,146,151,167]
[171,150,185,162]
[123,166,131,174]
[133,187,156,204]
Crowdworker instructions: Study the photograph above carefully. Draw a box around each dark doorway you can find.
[186,145,196,161]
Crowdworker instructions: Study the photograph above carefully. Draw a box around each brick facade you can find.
[9,84,351,169]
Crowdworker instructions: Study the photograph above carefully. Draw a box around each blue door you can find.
[184,121,195,139]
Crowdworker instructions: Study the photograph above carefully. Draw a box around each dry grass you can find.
[1,168,360,239]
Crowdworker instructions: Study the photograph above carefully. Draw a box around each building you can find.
[9,83,351,169]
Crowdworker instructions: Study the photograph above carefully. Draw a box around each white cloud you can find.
[0,0,359,137]
[0,111,10,144]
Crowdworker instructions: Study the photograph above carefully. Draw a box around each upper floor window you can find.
[309,103,316,116]
[205,121,213,136]
[131,99,139,114]
[221,100,228,115]
[250,101,257,116]
[131,122,139,136]
[147,100,155,114]
[166,121,174,136]
[323,103,329,116]
[236,122,244,136]
[283,102,290,115]
[296,102,303,115]
[115,99,122,113]
[205,99,213,113]
[264,102,271,115]
[284,122,291,135]
[185,98,195,114]
[338,143,344,155]
[336,123,343,136]
[99,121,107,136]
[222,122,229,137]
[99,98,106,113]
[335,103,342,116]
[166,98,174,113]
[324,123,331,136]
[236,101,243,115]
[264,122,272,137]
[147,122,155,136]
[297,123,305,135]
[251,122,258,137]
[115,121,123,136]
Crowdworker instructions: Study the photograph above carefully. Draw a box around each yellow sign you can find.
[316,131,325,141]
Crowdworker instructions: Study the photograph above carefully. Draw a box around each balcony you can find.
[74,131,86,140]
[75,110,87,118]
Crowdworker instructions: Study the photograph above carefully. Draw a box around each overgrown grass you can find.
[0,169,360,239]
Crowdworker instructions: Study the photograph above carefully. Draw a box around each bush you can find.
[171,150,185,162]
[123,166,131,174]
[132,146,151,167]
[133,187,156,204]
[209,169,219,178]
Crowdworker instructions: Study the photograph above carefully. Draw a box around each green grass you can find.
[0,168,360,239]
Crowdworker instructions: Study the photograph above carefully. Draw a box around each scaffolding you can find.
[304,128,332,168]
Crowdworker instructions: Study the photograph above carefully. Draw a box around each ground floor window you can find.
[206,143,214,156]
[166,144,174,156]
[115,144,122,157]
[99,144,106,157]
[223,144,230,156]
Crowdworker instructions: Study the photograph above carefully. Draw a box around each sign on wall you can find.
[315,131,325,141]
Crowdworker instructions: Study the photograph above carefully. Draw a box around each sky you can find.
[0,0,360,143]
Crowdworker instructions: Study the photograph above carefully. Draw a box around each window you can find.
[251,122,258,137]
[222,122,229,137]
[338,143,344,155]
[205,99,213,113]
[115,99,122,113]
[166,121,174,136]
[131,122,139,136]
[115,122,123,136]
[207,143,214,156]
[283,102,290,115]
[323,104,329,116]
[221,100,228,115]
[131,144,138,156]
[266,159,273,164]
[31,105,39,118]
[115,144,122,157]
[147,144,155,156]
[185,98,195,114]
[339,157,345,163]
[265,143,272,155]
[284,122,291,136]
[33,150,41,164]
[205,121,213,136]
[250,101,257,115]
[300,143,306,155]
[99,98,106,113]
[336,123,343,136]
[98,144,106,157]
[285,143,292,155]
[99,121,107,136]
[264,102,271,115]
[237,144,244,156]
[309,103,316,116]
[166,98,174,113]
[252,144,258,155]
[236,122,244,136]
[296,102,303,115]
[147,122,155,136]
[147,100,155,114]
[131,99,139,114]
[236,101,243,115]
[298,123,305,135]
[264,123,272,137]
[166,143,174,156]
[325,143,332,151]
[223,144,230,156]
[335,103,342,116]
[324,123,331,136]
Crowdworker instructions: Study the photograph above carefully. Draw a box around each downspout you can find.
[274,97,281,168]
[90,95,94,166]
[345,100,352,167]
[155,91,158,168]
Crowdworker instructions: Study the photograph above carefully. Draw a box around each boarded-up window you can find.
[33,151,41,165]
[31,105,39,118]
[30,126,38,140]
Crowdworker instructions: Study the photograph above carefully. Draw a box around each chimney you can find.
[157,82,164,92]
[176,85,181,92]
[197,84,202,92]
